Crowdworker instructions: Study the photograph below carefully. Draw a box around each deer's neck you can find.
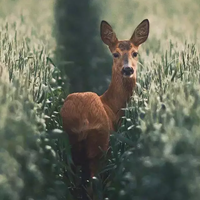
[101,68,136,126]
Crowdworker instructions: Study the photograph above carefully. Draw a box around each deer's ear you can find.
[130,19,149,47]
[100,20,118,47]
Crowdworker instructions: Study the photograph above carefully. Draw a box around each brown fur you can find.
[118,41,132,51]
[60,19,150,193]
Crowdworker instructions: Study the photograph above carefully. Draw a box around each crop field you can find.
[0,0,200,200]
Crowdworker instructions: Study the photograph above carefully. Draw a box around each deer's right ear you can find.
[100,20,118,47]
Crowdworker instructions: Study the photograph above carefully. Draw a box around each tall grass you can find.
[0,0,70,199]
[0,0,200,200]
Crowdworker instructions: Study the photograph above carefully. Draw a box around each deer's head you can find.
[100,19,149,80]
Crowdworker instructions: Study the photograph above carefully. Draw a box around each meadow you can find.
[0,0,200,199]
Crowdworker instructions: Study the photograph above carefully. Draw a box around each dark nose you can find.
[122,66,134,76]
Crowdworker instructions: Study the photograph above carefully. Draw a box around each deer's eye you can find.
[132,52,138,58]
[113,53,120,58]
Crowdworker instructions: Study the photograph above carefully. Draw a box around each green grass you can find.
[0,0,200,199]
[0,0,70,199]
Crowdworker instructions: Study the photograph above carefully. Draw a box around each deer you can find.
[61,19,149,199]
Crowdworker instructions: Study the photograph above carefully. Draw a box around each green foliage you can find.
[54,0,112,94]
[0,83,69,200]
[1,0,200,200]
[0,0,71,199]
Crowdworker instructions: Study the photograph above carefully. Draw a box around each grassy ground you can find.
[0,0,200,199]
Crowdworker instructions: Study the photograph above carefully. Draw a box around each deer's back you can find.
[61,92,111,141]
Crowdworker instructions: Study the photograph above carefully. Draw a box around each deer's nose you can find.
[122,66,134,76]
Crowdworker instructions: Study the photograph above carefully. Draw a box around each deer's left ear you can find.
[130,19,149,47]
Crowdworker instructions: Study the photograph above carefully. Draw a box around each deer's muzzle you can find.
[122,66,134,77]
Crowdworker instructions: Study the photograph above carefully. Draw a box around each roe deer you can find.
[61,18,149,189]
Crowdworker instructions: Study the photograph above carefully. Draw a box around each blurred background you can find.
[54,0,200,94]
[0,0,200,199]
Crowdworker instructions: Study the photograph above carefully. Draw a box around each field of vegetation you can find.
[1,0,200,199]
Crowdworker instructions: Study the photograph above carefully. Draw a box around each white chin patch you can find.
[123,74,134,78]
